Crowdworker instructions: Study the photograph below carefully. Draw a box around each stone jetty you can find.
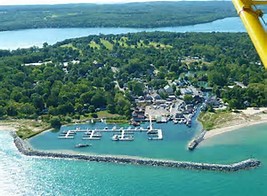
[12,132,261,172]
[188,130,206,151]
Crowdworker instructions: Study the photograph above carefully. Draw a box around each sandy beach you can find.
[0,119,50,140]
[204,107,267,140]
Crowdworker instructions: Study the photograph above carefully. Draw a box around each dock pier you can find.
[58,130,75,139]
[82,130,101,140]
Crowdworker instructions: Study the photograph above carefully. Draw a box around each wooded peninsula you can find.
[0,1,235,31]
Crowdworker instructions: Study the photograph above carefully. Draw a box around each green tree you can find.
[50,117,62,129]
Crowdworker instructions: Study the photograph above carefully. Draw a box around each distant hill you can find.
[0,1,235,31]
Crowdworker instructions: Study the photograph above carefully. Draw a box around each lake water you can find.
[1,122,267,195]
[0,17,245,50]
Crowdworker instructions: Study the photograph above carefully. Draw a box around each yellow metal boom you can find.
[232,0,267,68]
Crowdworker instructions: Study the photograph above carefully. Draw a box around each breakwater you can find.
[188,130,206,151]
[12,132,260,172]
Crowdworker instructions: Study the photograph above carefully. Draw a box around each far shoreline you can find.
[0,16,237,33]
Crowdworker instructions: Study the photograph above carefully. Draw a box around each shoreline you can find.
[0,119,51,139]
[203,107,267,141]
[0,16,236,33]
[204,120,267,140]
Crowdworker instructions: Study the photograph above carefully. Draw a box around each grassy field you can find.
[89,41,100,49]
[60,43,83,55]
[198,110,235,130]
[89,38,172,50]
[96,111,121,118]
[198,110,255,131]
[100,39,113,50]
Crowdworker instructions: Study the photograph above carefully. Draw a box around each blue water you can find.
[1,123,267,195]
[0,17,245,50]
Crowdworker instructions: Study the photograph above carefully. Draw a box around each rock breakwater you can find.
[12,132,261,172]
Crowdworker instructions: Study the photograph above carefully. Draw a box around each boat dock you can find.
[147,115,163,140]
[58,116,163,141]
[65,126,148,133]
[112,130,134,141]
[148,129,163,140]
[82,130,101,140]
[58,130,75,139]
[158,129,163,140]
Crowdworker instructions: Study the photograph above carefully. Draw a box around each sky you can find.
[0,0,182,5]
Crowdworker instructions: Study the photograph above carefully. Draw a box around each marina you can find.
[29,108,203,160]
[58,117,164,142]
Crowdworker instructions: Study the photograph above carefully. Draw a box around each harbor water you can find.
[1,122,267,195]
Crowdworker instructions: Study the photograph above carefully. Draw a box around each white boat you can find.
[112,135,120,141]
[120,136,134,141]
[93,132,102,137]
[111,134,134,141]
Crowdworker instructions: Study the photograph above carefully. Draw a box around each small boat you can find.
[93,132,102,137]
[75,144,91,148]
[111,134,134,141]
[112,134,119,141]
[173,119,178,124]
[131,121,140,127]
[186,120,192,127]
[120,136,134,141]
[147,129,158,134]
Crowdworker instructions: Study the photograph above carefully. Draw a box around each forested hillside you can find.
[0,1,235,31]
[0,32,266,123]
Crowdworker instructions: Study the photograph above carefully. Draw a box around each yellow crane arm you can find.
[232,0,267,69]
